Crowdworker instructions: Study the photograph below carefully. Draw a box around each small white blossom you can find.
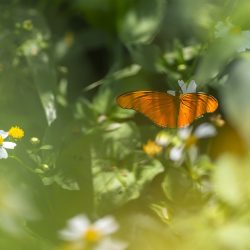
[59,214,127,250]
[194,123,217,138]
[178,80,197,94]
[167,80,197,96]
[95,238,128,250]
[0,130,16,159]
[170,145,184,162]
[155,131,172,147]
[169,123,216,163]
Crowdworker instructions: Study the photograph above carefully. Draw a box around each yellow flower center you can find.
[84,228,102,243]
[0,136,3,146]
[185,135,198,147]
[143,140,162,157]
[8,126,24,139]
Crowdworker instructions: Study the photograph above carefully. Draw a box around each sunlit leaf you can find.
[94,154,164,214]
[118,0,166,44]
[222,55,250,145]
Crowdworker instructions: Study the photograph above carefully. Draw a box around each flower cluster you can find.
[0,126,24,159]
[143,122,217,165]
[59,214,127,250]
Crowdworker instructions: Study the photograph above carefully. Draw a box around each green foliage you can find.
[1,0,250,249]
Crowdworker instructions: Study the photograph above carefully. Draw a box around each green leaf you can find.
[162,167,202,206]
[55,134,94,214]
[27,54,57,126]
[222,54,250,145]
[94,154,164,214]
[118,0,166,44]
[92,87,114,115]
[213,155,245,206]
[195,35,242,84]
[102,122,140,159]
[128,44,167,73]
[83,64,141,92]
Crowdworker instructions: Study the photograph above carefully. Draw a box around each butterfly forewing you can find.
[116,91,178,127]
[178,93,218,127]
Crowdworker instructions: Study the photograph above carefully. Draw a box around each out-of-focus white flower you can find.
[178,80,197,94]
[169,123,217,163]
[59,214,127,250]
[0,130,16,159]
[167,80,197,96]
[155,131,172,147]
[95,238,128,250]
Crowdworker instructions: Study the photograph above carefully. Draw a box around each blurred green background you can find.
[1,0,250,249]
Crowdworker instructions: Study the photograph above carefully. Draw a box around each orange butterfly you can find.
[116,80,218,128]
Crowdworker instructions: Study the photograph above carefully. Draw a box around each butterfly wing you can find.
[178,92,218,127]
[116,91,178,128]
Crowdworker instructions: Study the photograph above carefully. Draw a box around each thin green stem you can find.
[9,155,34,173]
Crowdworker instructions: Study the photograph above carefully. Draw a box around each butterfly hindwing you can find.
[178,92,218,127]
[116,91,178,128]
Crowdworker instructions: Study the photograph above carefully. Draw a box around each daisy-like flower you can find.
[59,214,127,250]
[143,140,163,157]
[8,126,24,139]
[0,130,16,159]
[167,80,197,96]
[169,123,216,163]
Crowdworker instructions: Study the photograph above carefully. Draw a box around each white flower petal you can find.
[0,147,8,159]
[95,238,127,250]
[155,133,170,147]
[194,123,217,138]
[68,214,90,232]
[170,146,184,161]
[59,228,83,241]
[94,216,119,235]
[178,127,192,140]
[178,80,187,93]
[59,214,90,241]
[0,130,8,139]
[167,90,176,96]
[186,80,197,93]
[3,142,16,149]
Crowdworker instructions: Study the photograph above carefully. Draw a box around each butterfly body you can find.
[116,90,218,128]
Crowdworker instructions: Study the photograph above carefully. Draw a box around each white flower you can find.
[169,123,216,163]
[95,238,128,250]
[170,145,184,162]
[0,130,16,159]
[59,214,127,250]
[178,80,197,94]
[167,80,197,96]
[155,131,172,147]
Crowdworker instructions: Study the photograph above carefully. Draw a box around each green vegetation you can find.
[0,0,250,249]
